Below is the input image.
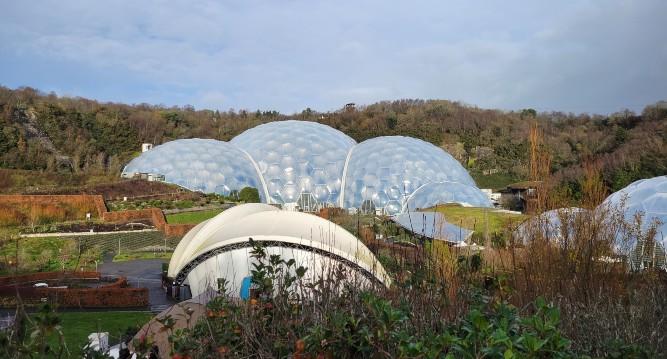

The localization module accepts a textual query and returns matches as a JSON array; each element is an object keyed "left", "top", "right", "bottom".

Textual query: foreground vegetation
[
  {"left": 20, "top": 309, "right": 152, "bottom": 355},
  {"left": 5, "top": 196, "right": 665, "bottom": 359},
  {"left": 136, "top": 233, "right": 666, "bottom": 358}
]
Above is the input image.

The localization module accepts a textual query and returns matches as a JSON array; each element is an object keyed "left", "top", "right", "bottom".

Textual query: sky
[{"left": 1, "top": 0, "right": 665, "bottom": 115}]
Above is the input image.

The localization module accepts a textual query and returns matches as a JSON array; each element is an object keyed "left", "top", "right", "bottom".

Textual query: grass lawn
[
  {"left": 24, "top": 310, "right": 153, "bottom": 353},
  {"left": 470, "top": 171, "right": 520, "bottom": 191},
  {"left": 113, "top": 252, "right": 172, "bottom": 262},
  {"left": 165, "top": 209, "right": 224, "bottom": 224},
  {"left": 424, "top": 204, "right": 527, "bottom": 234}
]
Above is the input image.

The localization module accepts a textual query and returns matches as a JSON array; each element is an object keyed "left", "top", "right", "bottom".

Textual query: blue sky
[{"left": 1, "top": 0, "right": 665, "bottom": 115}]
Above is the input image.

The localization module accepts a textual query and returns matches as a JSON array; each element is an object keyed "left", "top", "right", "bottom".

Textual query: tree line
[{"left": 1, "top": 85, "right": 666, "bottom": 198}]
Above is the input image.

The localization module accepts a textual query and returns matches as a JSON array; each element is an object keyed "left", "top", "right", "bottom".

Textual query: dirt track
[{"left": 29, "top": 179, "right": 204, "bottom": 202}]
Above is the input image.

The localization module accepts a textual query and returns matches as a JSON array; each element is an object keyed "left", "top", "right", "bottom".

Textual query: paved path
[
  {"left": 97, "top": 255, "right": 177, "bottom": 308},
  {"left": 0, "top": 257, "right": 178, "bottom": 318}
]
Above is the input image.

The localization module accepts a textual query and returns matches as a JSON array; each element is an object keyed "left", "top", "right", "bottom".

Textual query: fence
[{"left": 59, "top": 231, "right": 181, "bottom": 254}]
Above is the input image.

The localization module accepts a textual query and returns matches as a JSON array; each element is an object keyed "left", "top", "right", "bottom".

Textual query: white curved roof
[{"left": 169, "top": 204, "right": 390, "bottom": 296}]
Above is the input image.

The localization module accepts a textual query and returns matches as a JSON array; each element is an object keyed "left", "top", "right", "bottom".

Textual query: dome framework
[{"left": 122, "top": 120, "right": 492, "bottom": 214}]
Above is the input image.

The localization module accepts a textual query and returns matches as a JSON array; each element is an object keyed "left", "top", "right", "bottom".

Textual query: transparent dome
[
  {"left": 230, "top": 120, "right": 356, "bottom": 208},
  {"left": 602, "top": 176, "right": 667, "bottom": 255},
  {"left": 121, "top": 138, "right": 264, "bottom": 199},
  {"left": 341, "top": 136, "right": 476, "bottom": 214},
  {"left": 404, "top": 181, "right": 493, "bottom": 212},
  {"left": 514, "top": 207, "right": 588, "bottom": 246}
]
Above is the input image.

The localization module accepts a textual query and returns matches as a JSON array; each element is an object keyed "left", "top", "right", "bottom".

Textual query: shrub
[{"left": 238, "top": 187, "right": 260, "bottom": 203}]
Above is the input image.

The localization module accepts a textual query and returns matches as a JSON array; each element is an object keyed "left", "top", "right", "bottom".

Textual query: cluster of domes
[{"left": 123, "top": 120, "right": 493, "bottom": 214}]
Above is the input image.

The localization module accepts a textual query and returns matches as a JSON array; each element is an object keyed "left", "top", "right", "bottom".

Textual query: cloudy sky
[{"left": 1, "top": 0, "right": 665, "bottom": 115}]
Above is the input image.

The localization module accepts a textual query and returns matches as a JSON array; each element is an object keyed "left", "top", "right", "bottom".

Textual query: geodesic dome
[
  {"left": 121, "top": 139, "right": 264, "bottom": 199},
  {"left": 404, "top": 181, "right": 493, "bottom": 212},
  {"left": 514, "top": 207, "right": 588, "bottom": 246},
  {"left": 602, "top": 176, "right": 667, "bottom": 269},
  {"left": 121, "top": 121, "right": 491, "bottom": 215},
  {"left": 168, "top": 203, "right": 391, "bottom": 297},
  {"left": 341, "top": 136, "right": 477, "bottom": 214},
  {"left": 393, "top": 211, "right": 474, "bottom": 243},
  {"left": 230, "top": 120, "right": 356, "bottom": 209}
]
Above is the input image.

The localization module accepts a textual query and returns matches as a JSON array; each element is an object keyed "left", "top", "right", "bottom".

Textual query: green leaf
[{"left": 504, "top": 348, "right": 514, "bottom": 359}]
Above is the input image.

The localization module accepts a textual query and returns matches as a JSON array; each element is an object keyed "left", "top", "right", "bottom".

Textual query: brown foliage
[
  {"left": 103, "top": 207, "right": 166, "bottom": 230},
  {"left": 0, "top": 274, "right": 149, "bottom": 308},
  {"left": 164, "top": 224, "right": 196, "bottom": 237},
  {"left": 0, "top": 195, "right": 106, "bottom": 226}
]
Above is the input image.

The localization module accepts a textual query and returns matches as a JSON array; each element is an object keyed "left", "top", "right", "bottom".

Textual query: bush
[
  {"left": 238, "top": 187, "right": 260, "bottom": 203},
  {"left": 143, "top": 241, "right": 584, "bottom": 358}
]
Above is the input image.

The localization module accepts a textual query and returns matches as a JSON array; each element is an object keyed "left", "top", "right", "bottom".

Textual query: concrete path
[{"left": 96, "top": 256, "right": 178, "bottom": 309}]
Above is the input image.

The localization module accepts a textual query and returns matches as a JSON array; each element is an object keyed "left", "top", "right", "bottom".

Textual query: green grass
[
  {"left": 165, "top": 208, "right": 224, "bottom": 224},
  {"left": 0, "top": 236, "right": 96, "bottom": 275},
  {"left": 470, "top": 171, "right": 521, "bottom": 191},
  {"left": 113, "top": 252, "right": 172, "bottom": 262},
  {"left": 24, "top": 310, "right": 153, "bottom": 352},
  {"left": 424, "top": 204, "right": 526, "bottom": 234}
]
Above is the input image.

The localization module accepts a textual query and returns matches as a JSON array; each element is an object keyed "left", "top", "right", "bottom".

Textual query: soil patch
[
  {"left": 53, "top": 219, "right": 155, "bottom": 233},
  {"left": 27, "top": 179, "right": 204, "bottom": 202}
]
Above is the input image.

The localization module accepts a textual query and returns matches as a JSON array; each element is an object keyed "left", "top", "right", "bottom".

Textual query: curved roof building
[
  {"left": 514, "top": 207, "right": 588, "bottom": 246},
  {"left": 601, "top": 176, "right": 667, "bottom": 269},
  {"left": 230, "top": 120, "right": 356, "bottom": 208},
  {"left": 122, "top": 120, "right": 492, "bottom": 214},
  {"left": 404, "top": 181, "right": 493, "bottom": 212},
  {"left": 168, "top": 203, "right": 391, "bottom": 297},
  {"left": 341, "top": 136, "right": 477, "bottom": 214},
  {"left": 121, "top": 138, "right": 264, "bottom": 200}
]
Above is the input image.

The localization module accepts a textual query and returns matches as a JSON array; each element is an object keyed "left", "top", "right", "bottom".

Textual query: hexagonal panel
[
  {"left": 122, "top": 138, "right": 264, "bottom": 199},
  {"left": 602, "top": 176, "right": 667, "bottom": 258},
  {"left": 341, "top": 136, "right": 476, "bottom": 214},
  {"left": 231, "top": 120, "right": 356, "bottom": 206}
]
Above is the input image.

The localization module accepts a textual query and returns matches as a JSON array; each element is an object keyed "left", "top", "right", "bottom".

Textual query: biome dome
[
  {"left": 121, "top": 138, "right": 264, "bottom": 199},
  {"left": 341, "top": 136, "right": 482, "bottom": 214},
  {"left": 514, "top": 207, "right": 588, "bottom": 246},
  {"left": 404, "top": 181, "right": 493, "bottom": 212},
  {"left": 122, "top": 120, "right": 491, "bottom": 214},
  {"left": 230, "top": 120, "right": 356, "bottom": 208},
  {"left": 601, "top": 176, "right": 667, "bottom": 269}
]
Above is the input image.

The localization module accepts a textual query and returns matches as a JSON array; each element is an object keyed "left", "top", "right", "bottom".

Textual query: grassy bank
[{"left": 165, "top": 208, "right": 224, "bottom": 224}]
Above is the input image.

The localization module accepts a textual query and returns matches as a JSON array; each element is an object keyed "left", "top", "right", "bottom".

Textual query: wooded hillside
[{"left": 1, "top": 85, "right": 666, "bottom": 200}]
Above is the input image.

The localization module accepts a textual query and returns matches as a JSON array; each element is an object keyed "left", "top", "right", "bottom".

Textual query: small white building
[
  {"left": 141, "top": 143, "right": 153, "bottom": 152},
  {"left": 86, "top": 332, "right": 109, "bottom": 352}
]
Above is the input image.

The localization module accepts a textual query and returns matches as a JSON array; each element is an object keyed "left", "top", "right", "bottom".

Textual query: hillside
[{"left": 1, "top": 85, "right": 666, "bottom": 199}]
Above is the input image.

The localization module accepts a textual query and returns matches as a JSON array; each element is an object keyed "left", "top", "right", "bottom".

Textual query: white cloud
[{"left": 0, "top": 0, "right": 665, "bottom": 114}]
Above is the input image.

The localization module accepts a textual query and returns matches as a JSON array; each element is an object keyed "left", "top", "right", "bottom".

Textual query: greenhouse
[
  {"left": 121, "top": 138, "right": 264, "bottom": 200},
  {"left": 601, "top": 176, "right": 667, "bottom": 270},
  {"left": 514, "top": 207, "right": 588, "bottom": 246},
  {"left": 122, "top": 120, "right": 492, "bottom": 215}
]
